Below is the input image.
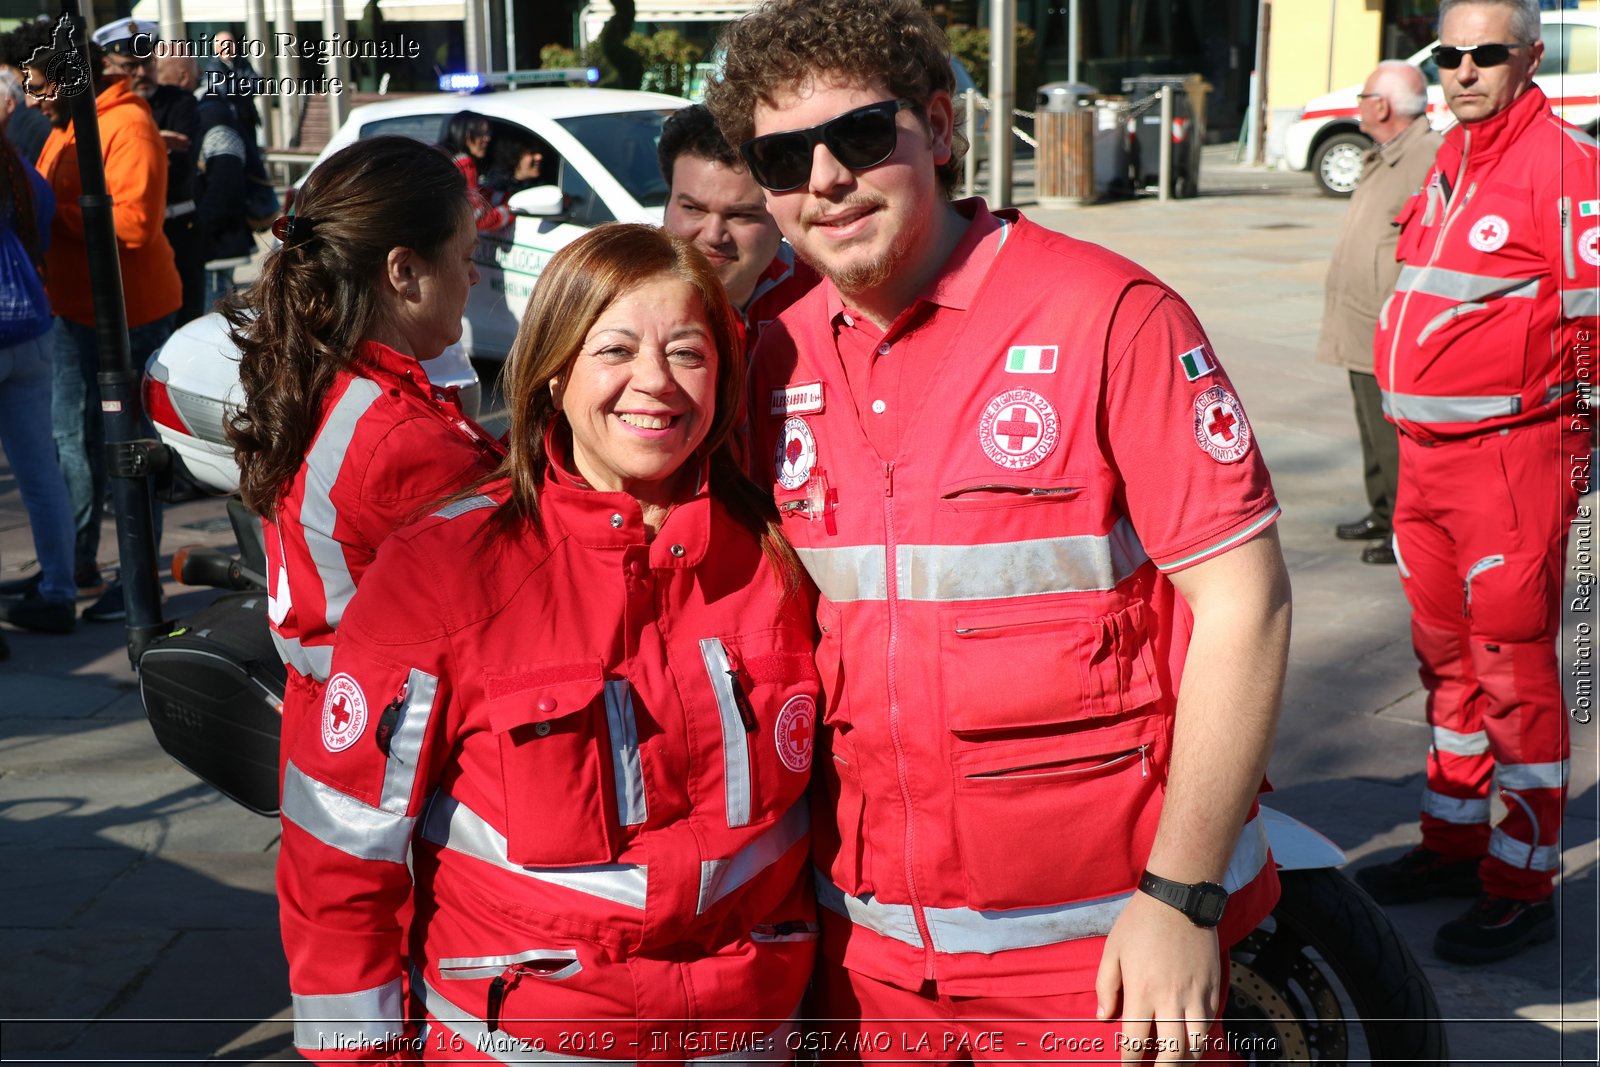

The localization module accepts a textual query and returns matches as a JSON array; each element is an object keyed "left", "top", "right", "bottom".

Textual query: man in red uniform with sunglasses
[
  {"left": 709, "top": 0, "right": 1291, "bottom": 1058},
  {"left": 1357, "top": 0, "right": 1597, "bottom": 964}
]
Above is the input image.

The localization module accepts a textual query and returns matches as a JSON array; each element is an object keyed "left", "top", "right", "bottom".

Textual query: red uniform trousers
[{"left": 1394, "top": 419, "right": 1582, "bottom": 900}]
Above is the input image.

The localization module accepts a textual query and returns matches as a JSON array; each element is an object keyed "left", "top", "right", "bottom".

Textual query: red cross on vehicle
[
  {"left": 996, "top": 406, "right": 1040, "bottom": 450},
  {"left": 1207, "top": 405, "right": 1237, "bottom": 443}
]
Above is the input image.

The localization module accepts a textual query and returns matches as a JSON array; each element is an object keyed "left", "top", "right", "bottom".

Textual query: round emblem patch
[
  {"left": 1467, "top": 214, "right": 1510, "bottom": 253},
  {"left": 321, "top": 673, "right": 368, "bottom": 752},
  {"left": 1580, "top": 225, "right": 1600, "bottom": 268},
  {"left": 774, "top": 694, "right": 816, "bottom": 773},
  {"left": 775, "top": 416, "right": 816, "bottom": 491},
  {"left": 978, "top": 388, "right": 1060, "bottom": 471},
  {"left": 1193, "top": 385, "right": 1253, "bottom": 464}
]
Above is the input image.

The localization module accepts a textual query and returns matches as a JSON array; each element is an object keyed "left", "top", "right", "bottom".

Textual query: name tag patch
[{"left": 770, "top": 381, "right": 824, "bottom": 416}]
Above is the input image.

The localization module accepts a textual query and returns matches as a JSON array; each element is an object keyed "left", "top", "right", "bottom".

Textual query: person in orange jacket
[{"left": 27, "top": 16, "right": 181, "bottom": 622}]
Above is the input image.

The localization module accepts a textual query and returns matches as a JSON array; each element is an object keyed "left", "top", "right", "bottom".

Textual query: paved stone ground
[{"left": 1, "top": 143, "right": 1595, "bottom": 1063}]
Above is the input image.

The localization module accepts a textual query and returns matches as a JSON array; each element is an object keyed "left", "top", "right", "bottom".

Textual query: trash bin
[
  {"left": 1035, "top": 81, "right": 1098, "bottom": 208},
  {"left": 1120, "top": 74, "right": 1209, "bottom": 198},
  {"left": 1092, "top": 96, "right": 1133, "bottom": 198}
]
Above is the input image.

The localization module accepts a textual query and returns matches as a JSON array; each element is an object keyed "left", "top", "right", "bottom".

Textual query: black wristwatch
[{"left": 1137, "top": 870, "right": 1229, "bottom": 928}]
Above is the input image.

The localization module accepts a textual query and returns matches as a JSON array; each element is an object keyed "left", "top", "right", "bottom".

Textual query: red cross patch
[
  {"left": 1580, "top": 225, "right": 1600, "bottom": 268},
  {"left": 978, "top": 388, "right": 1060, "bottom": 470},
  {"left": 1193, "top": 385, "right": 1253, "bottom": 464},
  {"left": 1467, "top": 214, "right": 1509, "bottom": 253},
  {"left": 774, "top": 416, "right": 817, "bottom": 490},
  {"left": 321, "top": 673, "right": 368, "bottom": 752},
  {"left": 774, "top": 694, "right": 816, "bottom": 773}
]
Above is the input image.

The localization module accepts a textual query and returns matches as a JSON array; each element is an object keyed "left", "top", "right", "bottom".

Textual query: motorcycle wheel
[{"left": 1223, "top": 868, "right": 1449, "bottom": 1065}]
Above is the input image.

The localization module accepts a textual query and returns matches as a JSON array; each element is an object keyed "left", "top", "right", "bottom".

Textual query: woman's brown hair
[
  {"left": 223, "top": 136, "right": 471, "bottom": 518},
  {"left": 481, "top": 222, "right": 801, "bottom": 594}
]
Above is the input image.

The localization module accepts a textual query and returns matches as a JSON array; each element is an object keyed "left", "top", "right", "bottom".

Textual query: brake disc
[{"left": 1226, "top": 957, "right": 1314, "bottom": 1062}]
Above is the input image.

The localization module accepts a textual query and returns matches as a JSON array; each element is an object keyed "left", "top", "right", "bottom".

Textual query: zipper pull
[
  {"left": 727, "top": 669, "right": 758, "bottom": 733},
  {"left": 486, "top": 973, "right": 510, "bottom": 1034},
  {"left": 373, "top": 678, "right": 410, "bottom": 757},
  {"left": 883, "top": 461, "right": 894, "bottom": 498},
  {"left": 1139, "top": 744, "right": 1148, "bottom": 780}
]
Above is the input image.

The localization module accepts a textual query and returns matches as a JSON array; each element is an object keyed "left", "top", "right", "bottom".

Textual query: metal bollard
[
  {"left": 964, "top": 89, "right": 978, "bottom": 198},
  {"left": 1158, "top": 85, "right": 1173, "bottom": 204}
]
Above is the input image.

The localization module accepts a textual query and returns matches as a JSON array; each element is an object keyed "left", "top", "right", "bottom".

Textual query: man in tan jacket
[{"left": 1315, "top": 61, "right": 1441, "bottom": 565}]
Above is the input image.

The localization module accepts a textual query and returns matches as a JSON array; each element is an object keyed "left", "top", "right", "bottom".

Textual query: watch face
[{"left": 1193, "top": 886, "right": 1228, "bottom": 927}]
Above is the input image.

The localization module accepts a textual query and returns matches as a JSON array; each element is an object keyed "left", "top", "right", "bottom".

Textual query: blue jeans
[
  {"left": 52, "top": 315, "right": 174, "bottom": 576},
  {"left": 0, "top": 331, "right": 74, "bottom": 602}
]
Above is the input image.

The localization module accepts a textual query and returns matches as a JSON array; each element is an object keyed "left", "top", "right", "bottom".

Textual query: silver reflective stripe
[
  {"left": 1415, "top": 301, "right": 1486, "bottom": 346},
  {"left": 796, "top": 544, "right": 888, "bottom": 603},
  {"left": 437, "top": 948, "right": 580, "bottom": 981},
  {"left": 292, "top": 978, "right": 405, "bottom": 1051},
  {"left": 418, "top": 793, "right": 648, "bottom": 909},
  {"left": 1489, "top": 827, "right": 1560, "bottom": 871},
  {"left": 819, "top": 814, "right": 1269, "bottom": 955},
  {"left": 301, "top": 378, "right": 382, "bottom": 628},
  {"left": 697, "top": 800, "right": 809, "bottom": 914},
  {"left": 1421, "top": 788, "right": 1490, "bottom": 824},
  {"left": 380, "top": 669, "right": 439, "bottom": 814},
  {"left": 1395, "top": 265, "right": 1540, "bottom": 303},
  {"left": 1160, "top": 506, "right": 1280, "bottom": 571},
  {"left": 1561, "top": 197, "right": 1576, "bottom": 281},
  {"left": 271, "top": 629, "right": 333, "bottom": 682},
  {"left": 1432, "top": 726, "right": 1490, "bottom": 757},
  {"left": 1564, "top": 289, "right": 1599, "bottom": 318},
  {"left": 813, "top": 871, "right": 924, "bottom": 948},
  {"left": 1392, "top": 533, "right": 1410, "bottom": 579},
  {"left": 433, "top": 494, "right": 497, "bottom": 520},
  {"left": 281, "top": 759, "right": 415, "bottom": 863},
  {"left": 898, "top": 517, "right": 1150, "bottom": 601},
  {"left": 1545, "top": 381, "right": 1579, "bottom": 406},
  {"left": 604, "top": 681, "right": 648, "bottom": 827},
  {"left": 1378, "top": 291, "right": 1394, "bottom": 331},
  {"left": 699, "top": 638, "right": 752, "bottom": 828},
  {"left": 1498, "top": 760, "right": 1570, "bottom": 790},
  {"left": 1382, "top": 390, "right": 1521, "bottom": 424},
  {"left": 1562, "top": 124, "right": 1599, "bottom": 149},
  {"left": 1464, "top": 554, "right": 1505, "bottom": 608}
]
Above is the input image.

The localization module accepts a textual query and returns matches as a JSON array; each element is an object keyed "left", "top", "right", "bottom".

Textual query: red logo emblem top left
[
  {"left": 774, "top": 694, "right": 816, "bottom": 773},
  {"left": 322, "top": 673, "right": 368, "bottom": 752}
]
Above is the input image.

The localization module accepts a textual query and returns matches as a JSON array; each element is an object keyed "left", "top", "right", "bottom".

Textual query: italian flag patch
[
  {"left": 1581, "top": 200, "right": 1600, "bottom": 217},
  {"left": 1178, "top": 344, "right": 1217, "bottom": 382},
  {"left": 1005, "top": 345, "right": 1058, "bottom": 373}
]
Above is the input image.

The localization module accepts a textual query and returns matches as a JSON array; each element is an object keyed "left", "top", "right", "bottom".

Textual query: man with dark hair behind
[
  {"left": 709, "top": 0, "right": 1291, "bottom": 1056},
  {"left": 658, "top": 103, "right": 815, "bottom": 351}
]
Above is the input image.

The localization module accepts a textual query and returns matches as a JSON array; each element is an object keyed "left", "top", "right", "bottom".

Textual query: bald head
[
  {"left": 155, "top": 41, "right": 198, "bottom": 91},
  {"left": 1357, "top": 61, "right": 1428, "bottom": 144}
]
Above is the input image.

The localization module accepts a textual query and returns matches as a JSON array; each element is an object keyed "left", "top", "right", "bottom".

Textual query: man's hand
[
  {"left": 1095, "top": 891, "right": 1221, "bottom": 1064},
  {"left": 158, "top": 129, "right": 191, "bottom": 154}
]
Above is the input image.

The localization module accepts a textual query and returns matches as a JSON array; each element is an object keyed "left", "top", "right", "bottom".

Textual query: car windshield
[{"left": 556, "top": 110, "right": 675, "bottom": 209}]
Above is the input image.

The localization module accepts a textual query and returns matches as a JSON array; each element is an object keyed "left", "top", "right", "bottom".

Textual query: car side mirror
[{"left": 506, "top": 184, "right": 566, "bottom": 218}]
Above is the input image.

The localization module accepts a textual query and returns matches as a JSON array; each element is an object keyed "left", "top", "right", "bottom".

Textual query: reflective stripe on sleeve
[
  {"left": 818, "top": 813, "right": 1269, "bottom": 955},
  {"left": 300, "top": 378, "right": 383, "bottom": 629},
  {"left": 418, "top": 793, "right": 648, "bottom": 909},
  {"left": 1563, "top": 289, "right": 1599, "bottom": 318},
  {"left": 1432, "top": 726, "right": 1491, "bottom": 757},
  {"left": 1489, "top": 827, "right": 1561, "bottom": 871},
  {"left": 271, "top": 629, "right": 333, "bottom": 682},
  {"left": 697, "top": 800, "right": 809, "bottom": 914},
  {"left": 281, "top": 759, "right": 416, "bottom": 863},
  {"left": 1394, "top": 266, "right": 1539, "bottom": 303},
  {"left": 699, "top": 638, "right": 752, "bottom": 828},
  {"left": 292, "top": 978, "right": 406, "bottom": 1051},
  {"left": 1497, "top": 760, "right": 1570, "bottom": 791},
  {"left": 379, "top": 669, "right": 439, "bottom": 814},
  {"left": 1421, "top": 788, "right": 1491, "bottom": 825},
  {"left": 432, "top": 494, "right": 498, "bottom": 520},
  {"left": 603, "top": 680, "right": 648, "bottom": 827}
]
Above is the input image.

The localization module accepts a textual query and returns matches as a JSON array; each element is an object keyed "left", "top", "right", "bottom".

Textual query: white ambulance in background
[{"left": 1284, "top": 10, "right": 1598, "bottom": 196}]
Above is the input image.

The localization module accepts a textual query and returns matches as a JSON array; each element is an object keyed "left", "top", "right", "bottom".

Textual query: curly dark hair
[
  {"left": 223, "top": 136, "right": 472, "bottom": 518},
  {"left": 705, "top": 0, "right": 963, "bottom": 197},
  {"left": 657, "top": 104, "right": 741, "bottom": 189}
]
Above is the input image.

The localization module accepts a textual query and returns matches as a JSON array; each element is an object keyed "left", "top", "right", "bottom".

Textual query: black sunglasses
[
  {"left": 739, "top": 98, "right": 917, "bottom": 192},
  {"left": 1432, "top": 42, "right": 1527, "bottom": 69}
]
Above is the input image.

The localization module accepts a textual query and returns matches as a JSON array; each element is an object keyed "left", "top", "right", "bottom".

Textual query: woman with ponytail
[{"left": 223, "top": 135, "right": 503, "bottom": 768}]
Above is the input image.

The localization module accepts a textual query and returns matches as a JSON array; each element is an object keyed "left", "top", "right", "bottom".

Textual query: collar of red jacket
[
  {"left": 1441, "top": 83, "right": 1550, "bottom": 172},
  {"left": 352, "top": 339, "right": 446, "bottom": 399}
]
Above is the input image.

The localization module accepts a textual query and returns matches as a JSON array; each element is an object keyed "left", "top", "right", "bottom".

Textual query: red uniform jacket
[
  {"left": 278, "top": 464, "right": 818, "bottom": 1063},
  {"left": 749, "top": 209, "right": 1281, "bottom": 997},
  {"left": 1377, "top": 86, "right": 1600, "bottom": 441},
  {"left": 740, "top": 243, "right": 818, "bottom": 353}
]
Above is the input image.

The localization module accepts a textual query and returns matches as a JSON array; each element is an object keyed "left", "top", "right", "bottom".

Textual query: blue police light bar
[{"left": 439, "top": 68, "right": 599, "bottom": 92}]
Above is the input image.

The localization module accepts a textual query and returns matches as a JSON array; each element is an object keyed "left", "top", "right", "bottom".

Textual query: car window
[
  {"left": 558, "top": 159, "right": 615, "bottom": 227},
  {"left": 1559, "top": 25, "right": 1597, "bottom": 76},
  {"left": 555, "top": 110, "right": 675, "bottom": 209},
  {"left": 358, "top": 113, "right": 448, "bottom": 144}
]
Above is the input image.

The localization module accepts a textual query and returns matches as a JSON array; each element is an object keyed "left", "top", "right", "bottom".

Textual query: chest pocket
[
  {"left": 485, "top": 662, "right": 623, "bottom": 867},
  {"left": 698, "top": 630, "right": 820, "bottom": 829}
]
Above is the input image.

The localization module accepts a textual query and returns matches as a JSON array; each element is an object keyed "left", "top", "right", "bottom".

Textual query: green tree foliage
[
  {"left": 626, "top": 30, "right": 703, "bottom": 98},
  {"left": 945, "top": 22, "right": 1040, "bottom": 104}
]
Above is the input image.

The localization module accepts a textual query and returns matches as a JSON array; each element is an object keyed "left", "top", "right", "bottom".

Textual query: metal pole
[
  {"left": 274, "top": 0, "right": 296, "bottom": 148},
  {"left": 964, "top": 87, "right": 977, "bottom": 198},
  {"left": 1067, "top": 0, "right": 1079, "bottom": 85},
  {"left": 245, "top": 0, "right": 270, "bottom": 144},
  {"left": 158, "top": 0, "right": 183, "bottom": 48},
  {"left": 988, "top": 0, "right": 1014, "bottom": 209},
  {"left": 323, "top": 0, "right": 347, "bottom": 137},
  {"left": 464, "top": 0, "right": 486, "bottom": 72},
  {"left": 506, "top": 0, "right": 518, "bottom": 73},
  {"left": 1158, "top": 84, "right": 1172, "bottom": 202},
  {"left": 61, "top": 3, "right": 166, "bottom": 662},
  {"left": 1252, "top": 0, "right": 1270, "bottom": 166}
]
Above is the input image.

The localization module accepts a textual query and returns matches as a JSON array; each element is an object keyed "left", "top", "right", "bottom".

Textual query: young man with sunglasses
[
  {"left": 708, "top": 0, "right": 1291, "bottom": 1058},
  {"left": 1358, "top": 0, "right": 1598, "bottom": 964},
  {"left": 659, "top": 104, "right": 817, "bottom": 352}
]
